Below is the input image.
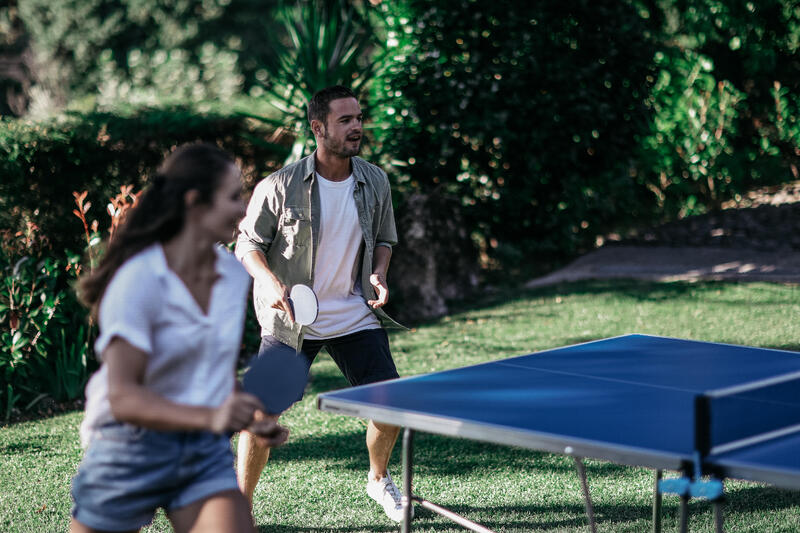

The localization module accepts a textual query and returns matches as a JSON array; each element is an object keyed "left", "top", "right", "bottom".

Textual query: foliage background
[
  {"left": 1, "top": 0, "right": 799, "bottom": 418},
  {"left": 368, "top": 0, "right": 660, "bottom": 267},
  {"left": 367, "top": 0, "right": 800, "bottom": 268}
]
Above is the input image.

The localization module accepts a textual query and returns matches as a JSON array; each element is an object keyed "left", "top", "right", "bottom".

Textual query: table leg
[
  {"left": 679, "top": 494, "right": 689, "bottom": 533},
  {"left": 574, "top": 457, "right": 597, "bottom": 533},
  {"left": 402, "top": 428, "right": 415, "bottom": 533},
  {"left": 653, "top": 469, "right": 663, "bottom": 533},
  {"left": 713, "top": 501, "right": 724, "bottom": 533}
]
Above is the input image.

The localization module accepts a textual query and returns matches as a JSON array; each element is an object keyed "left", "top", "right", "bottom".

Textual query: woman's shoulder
[
  {"left": 115, "top": 244, "right": 164, "bottom": 281},
  {"left": 98, "top": 244, "right": 165, "bottom": 322},
  {"left": 105, "top": 244, "right": 165, "bottom": 298}
]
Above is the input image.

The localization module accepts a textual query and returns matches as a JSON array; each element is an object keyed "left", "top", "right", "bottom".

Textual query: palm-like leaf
[{"left": 244, "top": 0, "right": 386, "bottom": 163}]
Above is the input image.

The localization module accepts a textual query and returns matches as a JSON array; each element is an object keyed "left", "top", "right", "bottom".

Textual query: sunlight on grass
[{"left": 2, "top": 280, "right": 799, "bottom": 532}]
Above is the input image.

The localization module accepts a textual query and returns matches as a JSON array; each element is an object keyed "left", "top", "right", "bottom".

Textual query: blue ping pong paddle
[{"left": 241, "top": 349, "right": 309, "bottom": 415}]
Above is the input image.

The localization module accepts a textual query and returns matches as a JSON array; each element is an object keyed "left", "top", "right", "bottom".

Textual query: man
[{"left": 234, "top": 85, "right": 409, "bottom": 522}]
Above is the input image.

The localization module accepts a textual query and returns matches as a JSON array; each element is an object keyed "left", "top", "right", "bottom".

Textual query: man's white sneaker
[{"left": 366, "top": 471, "right": 413, "bottom": 522}]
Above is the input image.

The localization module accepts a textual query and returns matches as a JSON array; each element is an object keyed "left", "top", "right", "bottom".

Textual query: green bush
[
  {"left": 369, "top": 0, "right": 660, "bottom": 264},
  {"left": 0, "top": 106, "right": 289, "bottom": 254},
  {"left": 243, "top": 0, "right": 386, "bottom": 164},
  {"left": 0, "top": 229, "right": 91, "bottom": 420},
  {"left": 369, "top": 0, "right": 800, "bottom": 270},
  {"left": 634, "top": 0, "right": 800, "bottom": 218},
  {"left": 95, "top": 45, "right": 244, "bottom": 108},
  {"left": 635, "top": 48, "right": 766, "bottom": 218},
  {"left": 10, "top": 0, "right": 283, "bottom": 113},
  {"left": 0, "top": 106, "right": 288, "bottom": 419}
]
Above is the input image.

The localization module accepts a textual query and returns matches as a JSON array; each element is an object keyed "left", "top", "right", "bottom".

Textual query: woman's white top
[
  {"left": 79, "top": 243, "right": 251, "bottom": 447},
  {"left": 304, "top": 173, "right": 380, "bottom": 340}
]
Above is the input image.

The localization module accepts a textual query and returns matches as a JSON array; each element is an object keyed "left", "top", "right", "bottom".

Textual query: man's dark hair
[{"left": 307, "top": 85, "right": 357, "bottom": 125}]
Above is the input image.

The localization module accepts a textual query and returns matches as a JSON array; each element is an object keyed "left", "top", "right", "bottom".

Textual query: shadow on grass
[
  {"left": 266, "top": 496, "right": 763, "bottom": 533},
  {"left": 254, "top": 474, "right": 800, "bottom": 533},
  {"left": 273, "top": 428, "right": 800, "bottom": 528},
  {"left": 766, "top": 344, "right": 800, "bottom": 353},
  {"left": 0, "top": 437, "right": 48, "bottom": 455},
  {"left": 409, "top": 500, "right": 648, "bottom": 531},
  {"left": 254, "top": 502, "right": 618, "bottom": 532},
  {"left": 722, "top": 484, "right": 800, "bottom": 513},
  {"left": 257, "top": 525, "right": 397, "bottom": 532},
  {"left": 253, "top": 484, "right": 800, "bottom": 532},
  {"left": 275, "top": 429, "right": 646, "bottom": 480}
]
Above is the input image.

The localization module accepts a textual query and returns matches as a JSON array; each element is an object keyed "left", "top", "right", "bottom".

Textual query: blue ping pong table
[{"left": 317, "top": 334, "right": 800, "bottom": 532}]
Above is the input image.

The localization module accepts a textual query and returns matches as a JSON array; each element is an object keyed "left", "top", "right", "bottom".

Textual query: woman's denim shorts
[{"left": 70, "top": 423, "right": 239, "bottom": 531}]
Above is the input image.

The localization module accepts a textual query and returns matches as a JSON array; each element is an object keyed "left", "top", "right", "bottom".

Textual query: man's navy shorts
[{"left": 258, "top": 328, "right": 399, "bottom": 398}]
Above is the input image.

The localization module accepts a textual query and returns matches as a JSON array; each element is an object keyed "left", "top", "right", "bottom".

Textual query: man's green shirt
[{"left": 235, "top": 152, "right": 403, "bottom": 349}]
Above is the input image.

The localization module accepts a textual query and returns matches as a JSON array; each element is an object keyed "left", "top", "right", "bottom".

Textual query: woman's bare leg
[{"left": 168, "top": 489, "right": 256, "bottom": 533}]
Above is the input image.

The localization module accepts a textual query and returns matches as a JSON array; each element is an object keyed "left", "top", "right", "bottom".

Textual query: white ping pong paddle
[{"left": 289, "top": 284, "right": 318, "bottom": 325}]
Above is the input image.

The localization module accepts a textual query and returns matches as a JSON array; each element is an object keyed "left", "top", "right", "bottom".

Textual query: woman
[{"left": 71, "top": 143, "right": 286, "bottom": 533}]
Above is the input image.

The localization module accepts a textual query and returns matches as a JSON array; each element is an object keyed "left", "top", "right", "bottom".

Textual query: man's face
[{"left": 317, "top": 97, "right": 363, "bottom": 158}]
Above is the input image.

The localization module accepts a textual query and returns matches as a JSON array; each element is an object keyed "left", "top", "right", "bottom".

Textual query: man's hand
[
  {"left": 242, "top": 250, "right": 295, "bottom": 322},
  {"left": 368, "top": 273, "right": 389, "bottom": 309},
  {"left": 260, "top": 275, "right": 295, "bottom": 322}
]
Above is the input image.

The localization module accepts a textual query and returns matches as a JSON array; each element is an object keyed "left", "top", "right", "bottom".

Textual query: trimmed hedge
[{"left": 1, "top": 106, "right": 289, "bottom": 253}]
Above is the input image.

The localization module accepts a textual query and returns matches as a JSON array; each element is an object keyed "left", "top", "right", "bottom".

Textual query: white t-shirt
[
  {"left": 79, "top": 243, "right": 251, "bottom": 447},
  {"left": 304, "top": 173, "right": 380, "bottom": 339}
]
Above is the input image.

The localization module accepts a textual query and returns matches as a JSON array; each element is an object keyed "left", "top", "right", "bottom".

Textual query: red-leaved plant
[{"left": 71, "top": 185, "right": 140, "bottom": 273}]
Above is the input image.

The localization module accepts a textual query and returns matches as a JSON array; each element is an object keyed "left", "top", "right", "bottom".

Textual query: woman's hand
[
  {"left": 247, "top": 416, "right": 290, "bottom": 447},
  {"left": 208, "top": 391, "right": 265, "bottom": 434},
  {"left": 243, "top": 409, "right": 289, "bottom": 447}
]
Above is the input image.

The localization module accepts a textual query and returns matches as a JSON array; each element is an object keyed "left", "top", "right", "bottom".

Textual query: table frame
[{"left": 317, "top": 335, "right": 800, "bottom": 531}]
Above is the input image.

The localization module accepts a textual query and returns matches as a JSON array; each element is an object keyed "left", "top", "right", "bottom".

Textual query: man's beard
[{"left": 322, "top": 131, "right": 361, "bottom": 158}]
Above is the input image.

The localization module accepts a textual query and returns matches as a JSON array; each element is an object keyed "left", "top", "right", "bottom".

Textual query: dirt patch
[
  {"left": 527, "top": 245, "right": 800, "bottom": 287},
  {"left": 527, "top": 181, "right": 800, "bottom": 288}
]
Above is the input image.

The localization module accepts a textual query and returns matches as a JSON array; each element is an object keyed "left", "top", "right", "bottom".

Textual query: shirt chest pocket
[{"left": 279, "top": 206, "right": 310, "bottom": 253}]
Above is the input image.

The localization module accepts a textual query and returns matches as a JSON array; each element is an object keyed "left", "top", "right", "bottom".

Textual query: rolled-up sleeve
[
  {"left": 235, "top": 177, "right": 280, "bottom": 261},
  {"left": 94, "top": 261, "right": 158, "bottom": 359}
]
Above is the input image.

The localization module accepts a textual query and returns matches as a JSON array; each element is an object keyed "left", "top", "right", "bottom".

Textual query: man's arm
[
  {"left": 235, "top": 176, "right": 280, "bottom": 263},
  {"left": 240, "top": 249, "right": 295, "bottom": 322},
  {"left": 368, "top": 245, "right": 392, "bottom": 309},
  {"left": 235, "top": 175, "right": 297, "bottom": 320}
]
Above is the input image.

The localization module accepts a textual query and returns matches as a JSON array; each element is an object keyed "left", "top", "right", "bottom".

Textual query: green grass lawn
[{"left": 3, "top": 280, "right": 800, "bottom": 532}]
